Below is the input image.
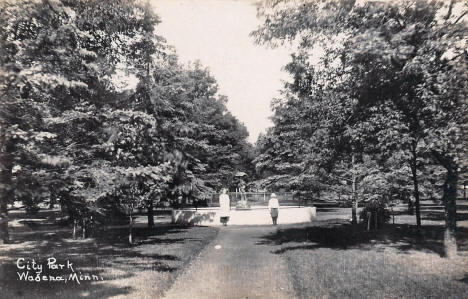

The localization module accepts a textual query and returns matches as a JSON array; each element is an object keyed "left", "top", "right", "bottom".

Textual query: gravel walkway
[{"left": 164, "top": 225, "right": 297, "bottom": 299}]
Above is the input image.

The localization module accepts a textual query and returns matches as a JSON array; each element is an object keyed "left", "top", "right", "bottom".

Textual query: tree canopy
[
  {"left": 0, "top": 0, "right": 252, "bottom": 243},
  {"left": 252, "top": 0, "right": 467, "bottom": 256}
]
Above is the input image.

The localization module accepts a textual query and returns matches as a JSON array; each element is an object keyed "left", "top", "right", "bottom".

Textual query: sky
[{"left": 150, "top": 0, "right": 291, "bottom": 143}]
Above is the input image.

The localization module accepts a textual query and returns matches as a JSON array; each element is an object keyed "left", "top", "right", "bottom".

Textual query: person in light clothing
[
  {"left": 219, "top": 188, "right": 230, "bottom": 226},
  {"left": 268, "top": 193, "right": 280, "bottom": 225}
]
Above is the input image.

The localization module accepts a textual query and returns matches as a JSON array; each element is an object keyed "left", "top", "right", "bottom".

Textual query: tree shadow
[
  {"left": 315, "top": 207, "right": 341, "bottom": 212},
  {"left": 422, "top": 211, "right": 468, "bottom": 221},
  {"left": 0, "top": 261, "right": 133, "bottom": 299},
  {"left": 256, "top": 219, "right": 468, "bottom": 257},
  {"left": 459, "top": 274, "right": 468, "bottom": 285},
  {"left": 6, "top": 223, "right": 190, "bottom": 247},
  {"left": 172, "top": 210, "right": 217, "bottom": 225},
  {"left": 0, "top": 222, "right": 205, "bottom": 298}
]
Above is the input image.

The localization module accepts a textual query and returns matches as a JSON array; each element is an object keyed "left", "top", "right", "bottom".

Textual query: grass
[
  {"left": 282, "top": 244, "right": 467, "bottom": 299},
  {"left": 2, "top": 201, "right": 467, "bottom": 298},
  {"left": 0, "top": 210, "right": 219, "bottom": 299},
  {"left": 257, "top": 202, "right": 468, "bottom": 299}
]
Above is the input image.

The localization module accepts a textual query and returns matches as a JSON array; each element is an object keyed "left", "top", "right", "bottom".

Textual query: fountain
[
  {"left": 171, "top": 171, "right": 316, "bottom": 226},
  {"left": 235, "top": 181, "right": 251, "bottom": 210}
]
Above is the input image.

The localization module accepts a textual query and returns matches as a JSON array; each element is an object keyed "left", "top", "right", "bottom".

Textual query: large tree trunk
[
  {"left": 432, "top": 151, "right": 458, "bottom": 258},
  {"left": 0, "top": 200, "right": 9, "bottom": 244},
  {"left": 442, "top": 162, "right": 458, "bottom": 258},
  {"left": 410, "top": 159, "right": 422, "bottom": 229},
  {"left": 351, "top": 153, "right": 358, "bottom": 226},
  {"left": 0, "top": 139, "right": 12, "bottom": 244},
  {"left": 147, "top": 200, "right": 154, "bottom": 229},
  {"left": 0, "top": 152, "right": 12, "bottom": 244}
]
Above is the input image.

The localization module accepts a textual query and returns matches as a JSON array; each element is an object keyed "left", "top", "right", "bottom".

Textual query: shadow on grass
[
  {"left": 256, "top": 219, "right": 468, "bottom": 257},
  {"left": 172, "top": 210, "right": 217, "bottom": 226},
  {"left": 3, "top": 225, "right": 187, "bottom": 265},
  {"left": 0, "top": 261, "right": 134, "bottom": 299},
  {"left": 315, "top": 207, "right": 341, "bottom": 213},
  {"left": 422, "top": 212, "right": 468, "bottom": 221},
  {"left": 0, "top": 223, "right": 204, "bottom": 298}
]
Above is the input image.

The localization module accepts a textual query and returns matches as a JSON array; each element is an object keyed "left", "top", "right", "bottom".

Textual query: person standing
[
  {"left": 219, "top": 188, "right": 230, "bottom": 226},
  {"left": 268, "top": 193, "right": 280, "bottom": 225}
]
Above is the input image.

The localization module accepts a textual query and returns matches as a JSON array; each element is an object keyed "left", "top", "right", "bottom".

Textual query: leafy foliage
[
  {"left": 0, "top": 0, "right": 251, "bottom": 242},
  {"left": 252, "top": 0, "right": 467, "bottom": 244}
]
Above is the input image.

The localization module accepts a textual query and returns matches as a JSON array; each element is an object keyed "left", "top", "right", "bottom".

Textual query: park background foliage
[
  {"left": 251, "top": 0, "right": 467, "bottom": 257},
  {"left": 0, "top": 0, "right": 253, "bottom": 244}
]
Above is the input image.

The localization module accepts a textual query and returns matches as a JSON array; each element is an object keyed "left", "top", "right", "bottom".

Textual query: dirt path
[{"left": 164, "top": 225, "right": 297, "bottom": 299}]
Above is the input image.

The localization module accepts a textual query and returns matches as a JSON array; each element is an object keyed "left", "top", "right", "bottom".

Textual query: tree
[
  {"left": 0, "top": 0, "right": 172, "bottom": 241},
  {"left": 0, "top": 0, "right": 268, "bottom": 244},
  {"left": 150, "top": 61, "right": 252, "bottom": 199},
  {"left": 0, "top": 0, "right": 105, "bottom": 243},
  {"left": 252, "top": 0, "right": 467, "bottom": 256},
  {"left": 114, "top": 166, "right": 171, "bottom": 244}
]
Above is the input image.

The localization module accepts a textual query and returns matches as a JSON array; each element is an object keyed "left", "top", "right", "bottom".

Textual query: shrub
[{"left": 359, "top": 200, "right": 391, "bottom": 230}]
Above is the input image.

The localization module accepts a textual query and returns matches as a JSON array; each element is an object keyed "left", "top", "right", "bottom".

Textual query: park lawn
[
  {"left": 0, "top": 216, "right": 219, "bottom": 299},
  {"left": 269, "top": 220, "right": 468, "bottom": 299}
]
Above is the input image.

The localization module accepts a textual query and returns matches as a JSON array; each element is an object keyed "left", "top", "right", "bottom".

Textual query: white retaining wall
[{"left": 172, "top": 206, "right": 316, "bottom": 226}]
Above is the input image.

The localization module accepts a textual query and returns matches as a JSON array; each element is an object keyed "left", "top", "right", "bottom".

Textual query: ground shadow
[
  {"left": 172, "top": 210, "right": 217, "bottom": 225},
  {"left": 422, "top": 212, "right": 468, "bottom": 221},
  {"left": 0, "top": 259, "right": 134, "bottom": 299},
  {"left": 256, "top": 219, "right": 468, "bottom": 257},
  {"left": 0, "top": 221, "right": 205, "bottom": 298},
  {"left": 460, "top": 274, "right": 468, "bottom": 284},
  {"left": 315, "top": 207, "right": 341, "bottom": 213}
]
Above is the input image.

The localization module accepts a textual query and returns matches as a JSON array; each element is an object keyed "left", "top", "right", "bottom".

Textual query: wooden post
[
  {"left": 367, "top": 212, "right": 371, "bottom": 231},
  {"left": 82, "top": 218, "right": 86, "bottom": 239},
  {"left": 129, "top": 213, "right": 133, "bottom": 245},
  {"left": 90, "top": 215, "right": 94, "bottom": 236},
  {"left": 73, "top": 219, "right": 77, "bottom": 239},
  {"left": 410, "top": 156, "right": 422, "bottom": 229},
  {"left": 147, "top": 200, "right": 154, "bottom": 229},
  {"left": 464, "top": 182, "right": 466, "bottom": 201},
  {"left": 128, "top": 202, "right": 134, "bottom": 245},
  {"left": 392, "top": 206, "right": 395, "bottom": 224},
  {"left": 374, "top": 210, "right": 378, "bottom": 229}
]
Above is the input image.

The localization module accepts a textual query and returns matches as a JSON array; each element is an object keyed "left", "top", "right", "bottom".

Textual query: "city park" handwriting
[{"left": 16, "top": 257, "right": 103, "bottom": 284}]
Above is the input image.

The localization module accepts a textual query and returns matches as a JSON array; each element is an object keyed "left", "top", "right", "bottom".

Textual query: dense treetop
[{"left": 0, "top": 0, "right": 253, "bottom": 243}]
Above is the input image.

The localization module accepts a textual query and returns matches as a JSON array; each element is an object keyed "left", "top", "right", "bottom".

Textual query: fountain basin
[{"left": 172, "top": 206, "right": 316, "bottom": 226}]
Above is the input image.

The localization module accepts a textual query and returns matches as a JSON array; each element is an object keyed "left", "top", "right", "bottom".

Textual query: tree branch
[
  {"left": 445, "top": 0, "right": 455, "bottom": 21},
  {"left": 454, "top": 10, "right": 468, "bottom": 25}
]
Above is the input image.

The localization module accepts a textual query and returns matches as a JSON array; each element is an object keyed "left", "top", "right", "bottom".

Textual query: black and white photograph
[{"left": 0, "top": 0, "right": 467, "bottom": 298}]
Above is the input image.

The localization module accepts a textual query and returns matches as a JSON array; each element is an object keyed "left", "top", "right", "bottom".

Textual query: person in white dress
[
  {"left": 268, "top": 193, "right": 280, "bottom": 225},
  {"left": 219, "top": 188, "right": 230, "bottom": 226}
]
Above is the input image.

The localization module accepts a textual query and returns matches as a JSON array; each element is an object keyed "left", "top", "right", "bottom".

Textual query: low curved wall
[{"left": 172, "top": 206, "right": 316, "bottom": 226}]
